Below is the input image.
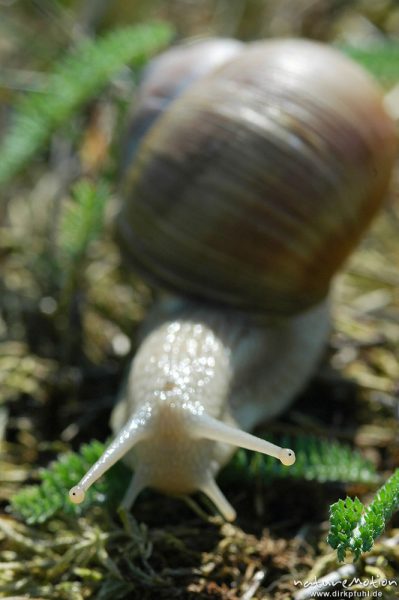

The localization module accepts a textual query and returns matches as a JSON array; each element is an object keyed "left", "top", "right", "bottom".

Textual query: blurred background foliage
[
  {"left": 3, "top": 0, "right": 399, "bottom": 45},
  {"left": 0, "top": 1, "right": 399, "bottom": 599}
]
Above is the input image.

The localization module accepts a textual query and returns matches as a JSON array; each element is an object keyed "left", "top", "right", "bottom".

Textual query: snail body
[{"left": 69, "top": 38, "right": 396, "bottom": 520}]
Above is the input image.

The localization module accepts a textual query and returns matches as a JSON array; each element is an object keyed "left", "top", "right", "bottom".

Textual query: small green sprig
[
  {"left": 54, "top": 179, "right": 109, "bottom": 357},
  {"left": 0, "top": 22, "right": 173, "bottom": 186},
  {"left": 341, "top": 44, "right": 399, "bottom": 87},
  {"left": 328, "top": 469, "right": 399, "bottom": 561},
  {"left": 58, "top": 179, "right": 108, "bottom": 265}
]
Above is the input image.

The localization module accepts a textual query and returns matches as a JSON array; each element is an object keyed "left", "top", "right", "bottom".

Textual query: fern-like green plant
[
  {"left": 54, "top": 179, "right": 109, "bottom": 347},
  {"left": 58, "top": 179, "right": 108, "bottom": 264},
  {"left": 220, "top": 435, "right": 379, "bottom": 486},
  {"left": 341, "top": 44, "right": 399, "bottom": 87},
  {"left": 0, "top": 22, "right": 173, "bottom": 186},
  {"left": 11, "top": 440, "right": 130, "bottom": 524},
  {"left": 11, "top": 435, "right": 379, "bottom": 525},
  {"left": 327, "top": 469, "right": 399, "bottom": 561}
]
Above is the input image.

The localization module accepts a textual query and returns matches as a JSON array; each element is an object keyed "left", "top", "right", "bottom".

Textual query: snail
[{"left": 69, "top": 38, "right": 396, "bottom": 521}]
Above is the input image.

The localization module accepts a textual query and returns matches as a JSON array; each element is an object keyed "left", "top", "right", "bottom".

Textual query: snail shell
[
  {"left": 122, "top": 37, "right": 244, "bottom": 169},
  {"left": 118, "top": 38, "right": 396, "bottom": 316},
  {"left": 69, "top": 39, "right": 396, "bottom": 521}
]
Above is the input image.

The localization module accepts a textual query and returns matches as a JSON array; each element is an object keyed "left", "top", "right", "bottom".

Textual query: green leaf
[
  {"left": 341, "top": 44, "right": 399, "bottom": 87},
  {"left": 327, "top": 469, "right": 399, "bottom": 561},
  {"left": 59, "top": 179, "right": 108, "bottom": 262},
  {"left": 0, "top": 22, "right": 174, "bottom": 186}
]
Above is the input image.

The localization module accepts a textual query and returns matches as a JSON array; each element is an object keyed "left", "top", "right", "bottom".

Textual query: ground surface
[{"left": 0, "top": 1, "right": 399, "bottom": 599}]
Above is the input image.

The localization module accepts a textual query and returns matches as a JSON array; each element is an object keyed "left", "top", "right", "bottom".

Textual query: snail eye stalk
[
  {"left": 191, "top": 413, "right": 295, "bottom": 465},
  {"left": 68, "top": 411, "right": 149, "bottom": 504}
]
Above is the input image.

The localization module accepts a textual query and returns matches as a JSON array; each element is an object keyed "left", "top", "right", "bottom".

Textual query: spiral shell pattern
[{"left": 118, "top": 39, "right": 396, "bottom": 316}]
